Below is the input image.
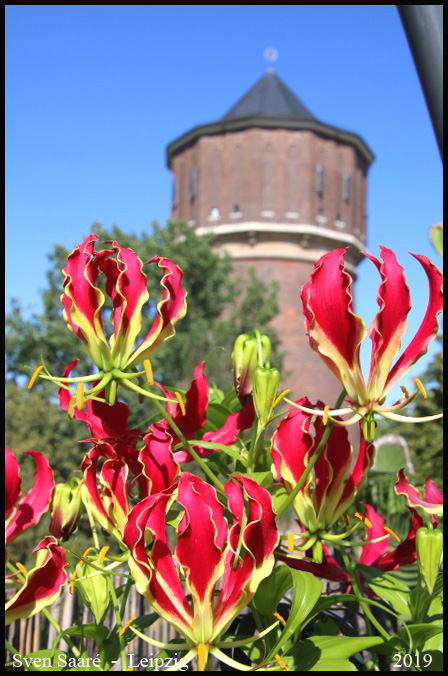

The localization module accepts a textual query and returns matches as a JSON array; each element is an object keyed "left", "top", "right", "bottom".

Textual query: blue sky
[{"left": 5, "top": 5, "right": 443, "bottom": 393}]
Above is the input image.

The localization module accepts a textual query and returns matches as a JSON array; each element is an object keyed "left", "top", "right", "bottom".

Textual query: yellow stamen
[
  {"left": 28, "top": 365, "right": 44, "bottom": 390},
  {"left": 143, "top": 359, "right": 154, "bottom": 386},
  {"left": 175, "top": 391, "right": 186, "bottom": 416},
  {"left": 414, "top": 377, "right": 427, "bottom": 399},
  {"left": 67, "top": 395, "right": 75, "bottom": 419},
  {"left": 70, "top": 569, "right": 78, "bottom": 594},
  {"left": 79, "top": 546, "right": 92, "bottom": 567},
  {"left": 400, "top": 384, "right": 410, "bottom": 399},
  {"left": 273, "top": 389, "right": 291, "bottom": 408},
  {"left": 15, "top": 562, "right": 27, "bottom": 577},
  {"left": 197, "top": 643, "right": 207, "bottom": 671},
  {"left": 384, "top": 526, "right": 401, "bottom": 543},
  {"left": 322, "top": 405, "right": 330, "bottom": 425},
  {"left": 119, "top": 616, "right": 137, "bottom": 638},
  {"left": 273, "top": 611, "right": 287, "bottom": 626},
  {"left": 344, "top": 512, "right": 351, "bottom": 526},
  {"left": 287, "top": 533, "right": 295, "bottom": 552},
  {"left": 76, "top": 382, "right": 85, "bottom": 411},
  {"left": 126, "top": 668, "right": 134, "bottom": 672},
  {"left": 96, "top": 545, "right": 110, "bottom": 565},
  {"left": 74, "top": 478, "right": 84, "bottom": 499},
  {"left": 275, "top": 654, "right": 288, "bottom": 671},
  {"left": 354, "top": 512, "right": 373, "bottom": 529}
]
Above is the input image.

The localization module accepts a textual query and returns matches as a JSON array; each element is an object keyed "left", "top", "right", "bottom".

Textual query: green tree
[{"left": 6, "top": 220, "right": 281, "bottom": 393}]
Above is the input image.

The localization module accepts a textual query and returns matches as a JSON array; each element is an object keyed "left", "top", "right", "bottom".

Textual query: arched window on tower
[
  {"left": 189, "top": 168, "right": 197, "bottom": 201},
  {"left": 316, "top": 161, "right": 325, "bottom": 219},
  {"left": 343, "top": 172, "right": 351, "bottom": 202},
  {"left": 209, "top": 148, "right": 220, "bottom": 218},
  {"left": 287, "top": 145, "right": 298, "bottom": 216},
  {"left": 231, "top": 144, "right": 242, "bottom": 217},
  {"left": 262, "top": 143, "right": 274, "bottom": 216},
  {"left": 172, "top": 178, "right": 178, "bottom": 208},
  {"left": 316, "top": 163, "right": 324, "bottom": 198}
]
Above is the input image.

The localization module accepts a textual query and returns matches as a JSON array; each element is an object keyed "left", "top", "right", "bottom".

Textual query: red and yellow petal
[
  {"left": 126, "top": 257, "right": 187, "bottom": 369},
  {"left": 61, "top": 235, "right": 113, "bottom": 370},
  {"left": 176, "top": 473, "right": 227, "bottom": 642},
  {"left": 365, "top": 247, "right": 412, "bottom": 401},
  {"left": 383, "top": 254, "right": 443, "bottom": 396},
  {"left": 301, "top": 249, "right": 368, "bottom": 404},
  {"left": 6, "top": 450, "right": 54, "bottom": 547},
  {"left": 123, "top": 491, "right": 194, "bottom": 639},
  {"left": 395, "top": 468, "right": 443, "bottom": 516},
  {"left": 100, "top": 242, "right": 150, "bottom": 369},
  {"left": 5, "top": 537, "right": 68, "bottom": 625}
]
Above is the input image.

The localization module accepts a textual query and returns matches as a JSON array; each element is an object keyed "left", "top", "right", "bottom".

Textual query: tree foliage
[{"left": 6, "top": 220, "right": 281, "bottom": 392}]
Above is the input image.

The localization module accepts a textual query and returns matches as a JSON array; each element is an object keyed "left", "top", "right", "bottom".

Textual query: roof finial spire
[{"left": 263, "top": 47, "right": 278, "bottom": 72}]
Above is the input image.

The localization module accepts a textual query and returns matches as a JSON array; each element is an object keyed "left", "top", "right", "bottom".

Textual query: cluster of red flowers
[{"left": 5, "top": 235, "right": 443, "bottom": 669}]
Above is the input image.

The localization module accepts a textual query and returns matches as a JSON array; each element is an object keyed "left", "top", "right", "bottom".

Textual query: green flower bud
[
  {"left": 50, "top": 477, "right": 84, "bottom": 541},
  {"left": 416, "top": 524, "right": 443, "bottom": 594},
  {"left": 232, "top": 330, "right": 271, "bottom": 405},
  {"left": 252, "top": 364, "right": 280, "bottom": 428}
]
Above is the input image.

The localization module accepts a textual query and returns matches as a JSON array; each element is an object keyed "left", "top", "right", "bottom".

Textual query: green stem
[
  {"left": 247, "top": 418, "right": 260, "bottom": 472},
  {"left": 111, "top": 376, "right": 176, "bottom": 403},
  {"left": 5, "top": 639, "right": 19, "bottom": 665},
  {"left": 275, "top": 389, "right": 347, "bottom": 519},
  {"left": 106, "top": 575, "right": 128, "bottom": 669},
  {"left": 340, "top": 547, "right": 390, "bottom": 641},
  {"left": 37, "top": 372, "right": 104, "bottom": 383},
  {"left": 86, "top": 508, "right": 101, "bottom": 551},
  {"left": 119, "top": 577, "right": 134, "bottom": 619},
  {"left": 151, "top": 396, "right": 225, "bottom": 493}
]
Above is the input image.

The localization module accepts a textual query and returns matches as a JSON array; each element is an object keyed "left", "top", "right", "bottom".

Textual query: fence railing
[{"left": 6, "top": 576, "right": 182, "bottom": 671}]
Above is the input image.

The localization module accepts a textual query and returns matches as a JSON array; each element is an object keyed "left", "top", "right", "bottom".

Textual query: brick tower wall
[{"left": 169, "top": 126, "right": 369, "bottom": 406}]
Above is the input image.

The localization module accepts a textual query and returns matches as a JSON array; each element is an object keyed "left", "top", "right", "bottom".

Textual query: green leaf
[
  {"left": 252, "top": 565, "right": 293, "bottom": 615},
  {"left": 397, "top": 623, "right": 443, "bottom": 651},
  {"left": 266, "top": 568, "right": 323, "bottom": 659},
  {"left": 244, "top": 470, "right": 274, "bottom": 488},
  {"left": 202, "top": 402, "right": 233, "bottom": 431},
  {"left": 357, "top": 564, "right": 412, "bottom": 617},
  {"left": 309, "top": 658, "right": 359, "bottom": 671},
  {"left": 294, "top": 636, "right": 384, "bottom": 670},
  {"left": 62, "top": 623, "right": 109, "bottom": 645}
]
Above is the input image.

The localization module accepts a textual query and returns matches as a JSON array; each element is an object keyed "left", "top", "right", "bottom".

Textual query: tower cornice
[
  {"left": 166, "top": 116, "right": 374, "bottom": 169},
  {"left": 193, "top": 222, "right": 367, "bottom": 273}
]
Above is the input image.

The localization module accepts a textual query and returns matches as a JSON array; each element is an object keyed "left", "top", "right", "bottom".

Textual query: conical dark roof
[
  {"left": 222, "top": 69, "right": 316, "bottom": 122},
  {"left": 166, "top": 70, "right": 374, "bottom": 168}
]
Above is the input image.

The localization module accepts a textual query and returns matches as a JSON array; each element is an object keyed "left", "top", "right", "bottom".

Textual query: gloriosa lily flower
[
  {"left": 30, "top": 234, "right": 187, "bottom": 406},
  {"left": 57, "top": 360, "right": 180, "bottom": 541},
  {"left": 5, "top": 447, "right": 54, "bottom": 559},
  {"left": 300, "top": 247, "right": 443, "bottom": 435},
  {"left": 5, "top": 536, "right": 68, "bottom": 625},
  {"left": 395, "top": 469, "right": 443, "bottom": 517},
  {"left": 123, "top": 472, "right": 278, "bottom": 671},
  {"left": 157, "top": 361, "right": 255, "bottom": 463},
  {"left": 280, "top": 503, "right": 423, "bottom": 593},
  {"left": 271, "top": 398, "right": 375, "bottom": 537},
  {"left": 81, "top": 423, "right": 180, "bottom": 542}
]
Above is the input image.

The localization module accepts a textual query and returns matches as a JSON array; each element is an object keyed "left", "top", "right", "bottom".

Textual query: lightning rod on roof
[{"left": 263, "top": 47, "right": 278, "bottom": 71}]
